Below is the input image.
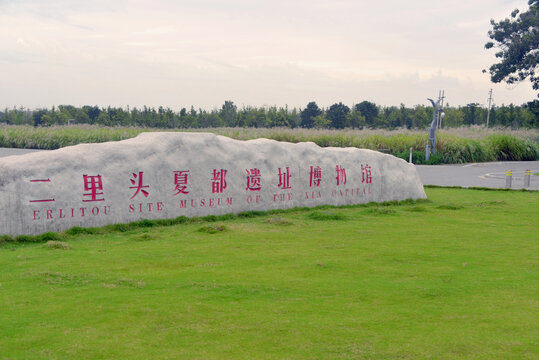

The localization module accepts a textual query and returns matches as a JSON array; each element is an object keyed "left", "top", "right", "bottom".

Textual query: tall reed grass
[{"left": 1, "top": 125, "right": 537, "bottom": 164}]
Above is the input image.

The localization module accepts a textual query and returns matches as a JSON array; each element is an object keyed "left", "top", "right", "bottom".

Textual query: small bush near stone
[
  {"left": 237, "top": 210, "right": 266, "bottom": 218},
  {"left": 0, "top": 235, "right": 15, "bottom": 244},
  {"left": 405, "top": 206, "right": 428, "bottom": 212},
  {"left": 266, "top": 218, "right": 293, "bottom": 226},
  {"left": 197, "top": 224, "right": 228, "bottom": 234},
  {"left": 307, "top": 212, "right": 347, "bottom": 221},
  {"left": 37, "top": 232, "right": 63, "bottom": 242},
  {"left": 44, "top": 241, "right": 70, "bottom": 250},
  {"left": 202, "top": 215, "right": 219, "bottom": 222},
  {"left": 437, "top": 204, "right": 464, "bottom": 210},
  {"left": 15, "top": 234, "right": 37, "bottom": 242},
  {"left": 64, "top": 226, "right": 101, "bottom": 235},
  {"left": 134, "top": 233, "right": 156, "bottom": 241},
  {"left": 105, "top": 223, "right": 130, "bottom": 232},
  {"left": 362, "top": 208, "right": 395, "bottom": 215},
  {"left": 130, "top": 219, "right": 155, "bottom": 228},
  {"left": 476, "top": 200, "right": 507, "bottom": 207}
]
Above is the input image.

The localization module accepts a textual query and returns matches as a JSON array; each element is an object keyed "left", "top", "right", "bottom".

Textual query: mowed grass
[{"left": 0, "top": 188, "right": 537, "bottom": 359}]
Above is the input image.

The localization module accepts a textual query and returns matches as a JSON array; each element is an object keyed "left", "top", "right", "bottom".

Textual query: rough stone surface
[{"left": 0, "top": 132, "right": 426, "bottom": 235}]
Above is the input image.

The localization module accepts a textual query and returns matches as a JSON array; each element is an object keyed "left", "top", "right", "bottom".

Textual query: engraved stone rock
[{"left": 0, "top": 132, "right": 426, "bottom": 235}]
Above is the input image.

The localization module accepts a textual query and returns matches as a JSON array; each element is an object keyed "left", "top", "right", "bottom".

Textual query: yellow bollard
[
  {"left": 505, "top": 170, "right": 512, "bottom": 188},
  {"left": 524, "top": 169, "right": 531, "bottom": 188}
]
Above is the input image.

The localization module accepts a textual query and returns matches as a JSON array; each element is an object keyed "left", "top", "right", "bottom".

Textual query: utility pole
[
  {"left": 437, "top": 90, "right": 445, "bottom": 128},
  {"left": 486, "top": 88, "right": 493, "bottom": 128}
]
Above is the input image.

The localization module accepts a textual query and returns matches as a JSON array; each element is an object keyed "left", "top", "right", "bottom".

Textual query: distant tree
[
  {"left": 220, "top": 100, "right": 237, "bottom": 127},
  {"left": 312, "top": 113, "right": 331, "bottom": 129},
  {"left": 41, "top": 114, "right": 54, "bottom": 126},
  {"left": 382, "top": 106, "right": 399, "bottom": 128},
  {"left": 326, "top": 102, "right": 350, "bottom": 129},
  {"left": 463, "top": 103, "right": 481, "bottom": 125},
  {"left": 300, "top": 101, "right": 322, "bottom": 128},
  {"left": 82, "top": 105, "right": 101, "bottom": 123},
  {"left": 410, "top": 105, "right": 430, "bottom": 128},
  {"left": 484, "top": 0, "right": 539, "bottom": 97},
  {"left": 74, "top": 111, "right": 91, "bottom": 124},
  {"left": 397, "top": 104, "right": 410, "bottom": 128},
  {"left": 32, "top": 109, "right": 48, "bottom": 127},
  {"left": 96, "top": 111, "right": 111, "bottom": 126},
  {"left": 356, "top": 101, "right": 378, "bottom": 127},
  {"left": 179, "top": 107, "right": 199, "bottom": 128},
  {"left": 268, "top": 108, "right": 291, "bottom": 127},
  {"left": 251, "top": 107, "right": 267, "bottom": 128},
  {"left": 524, "top": 100, "right": 539, "bottom": 127},
  {"left": 442, "top": 107, "right": 465, "bottom": 127},
  {"left": 345, "top": 109, "right": 366, "bottom": 128}
]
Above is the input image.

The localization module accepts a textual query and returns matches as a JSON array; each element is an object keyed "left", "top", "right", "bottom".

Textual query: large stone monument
[{"left": 0, "top": 132, "right": 426, "bottom": 236}]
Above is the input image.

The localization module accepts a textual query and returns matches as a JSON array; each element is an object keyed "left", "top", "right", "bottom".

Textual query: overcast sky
[{"left": 0, "top": 0, "right": 536, "bottom": 110}]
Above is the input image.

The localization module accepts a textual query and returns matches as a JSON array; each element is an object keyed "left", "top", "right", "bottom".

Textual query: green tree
[
  {"left": 220, "top": 101, "right": 237, "bottom": 127},
  {"left": 312, "top": 113, "right": 331, "bottom": 129},
  {"left": 484, "top": 0, "right": 539, "bottom": 97},
  {"left": 96, "top": 112, "right": 111, "bottom": 126},
  {"left": 82, "top": 106, "right": 101, "bottom": 123},
  {"left": 345, "top": 109, "right": 366, "bottom": 128},
  {"left": 524, "top": 100, "right": 539, "bottom": 127},
  {"left": 356, "top": 101, "right": 378, "bottom": 127},
  {"left": 32, "top": 109, "right": 48, "bottom": 127},
  {"left": 326, "top": 102, "right": 350, "bottom": 129},
  {"left": 74, "top": 111, "right": 91, "bottom": 124},
  {"left": 443, "top": 107, "right": 465, "bottom": 127},
  {"left": 300, "top": 102, "right": 322, "bottom": 128},
  {"left": 268, "top": 108, "right": 291, "bottom": 127},
  {"left": 462, "top": 103, "right": 482, "bottom": 125},
  {"left": 410, "top": 105, "right": 430, "bottom": 128}
]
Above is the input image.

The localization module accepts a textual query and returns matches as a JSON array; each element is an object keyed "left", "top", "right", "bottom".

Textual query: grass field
[{"left": 1, "top": 188, "right": 538, "bottom": 359}]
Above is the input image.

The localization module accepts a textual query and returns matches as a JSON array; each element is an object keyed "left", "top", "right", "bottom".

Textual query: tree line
[{"left": 1, "top": 100, "right": 537, "bottom": 129}]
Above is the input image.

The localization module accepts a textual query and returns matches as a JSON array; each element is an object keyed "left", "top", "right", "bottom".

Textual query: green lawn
[{"left": 1, "top": 188, "right": 538, "bottom": 359}]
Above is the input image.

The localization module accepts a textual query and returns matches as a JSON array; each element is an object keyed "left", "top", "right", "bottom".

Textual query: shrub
[
  {"left": 307, "top": 212, "right": 347, "bottom": 221},
  {"left": 197, "top": 224, "right": 228, "bottom": 234},
  {"left": 487, "top": 135, "right": 538, "bottom": 161},
  {"left": 44, "top": 241, "right": 70, "bottom": 250},
  {"left": 37, "top": 232, "right": 62, "bottom": 242},
  {"left": 64, "top": 226, "right": 101, "bottom": 235},
  {"left": 0, "top": 234, "right": 15, "bottom": 244},
  {"left": 1, "top": 125, "right": 537, "bottom": 164}
]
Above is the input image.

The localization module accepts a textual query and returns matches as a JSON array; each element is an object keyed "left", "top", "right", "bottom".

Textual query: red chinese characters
[
  {"left": 173, "top": 170, "right": 190, "bottom": 195},
  {"left": 278, "top": 167, "right": 292, "bottom": 189},
  {"left": 361, "top": 164, "right": 372, "bottom": 184},
  {"left": 28, "top": 178, "right": 55, "bottom": 203},
  {"left": 212, "top": 169, "right": 227, "bottom": 193},
  {"left": 83, "top": 174, "right": 105, "bottom": 202},
  {"left": 309, "top": 166, "right": 322, "bottom": 187},
  {"left": 129, "top": 171, "right": 150, "bottom": 199},
  {"left": 245, "top": 168, "right": 261, "bottom": 191},
  {"left": 335, "top": 165, "right": 347, "bottom": 186}
]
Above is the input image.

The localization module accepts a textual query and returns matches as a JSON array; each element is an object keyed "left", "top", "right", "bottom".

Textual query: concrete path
[
  {"left": 416, "top": 161, "right": 539, "bottom": 190},
  {"left": 1, "top": 148, "right": 537, "bottom": 190},
  {"left": 0, "top": 148, "right": 49, "bottom": 157}
]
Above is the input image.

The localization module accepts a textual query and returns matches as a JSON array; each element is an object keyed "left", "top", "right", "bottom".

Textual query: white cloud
[{"left": 0, "top": 0, "right": 535, "bottom": 109}]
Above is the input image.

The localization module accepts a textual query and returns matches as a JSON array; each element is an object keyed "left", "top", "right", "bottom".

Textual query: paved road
[
  {"left": 0, "top": 148, "right": 49, "bottom": 157},
  {"left": 416, "top": 161, "right": 539, "bottom": 190},
  {"left": 1, "top": 148, "right": 537, "bottom": 190}
]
